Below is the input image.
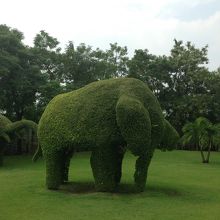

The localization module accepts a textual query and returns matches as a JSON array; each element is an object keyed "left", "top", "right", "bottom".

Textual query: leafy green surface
[
  {"left": 0, "top": 114, "right": 37, "bottom": 166},
  {"left": 1, "top": 150, "right": 220, "bottom": 220},
  {"left": 38, "top": 78, "right": 170, "bottom": 191}
]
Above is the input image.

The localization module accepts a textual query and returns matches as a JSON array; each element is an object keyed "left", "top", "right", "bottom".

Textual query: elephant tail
[{"left": 32, "top": 143, "right": 42, "bottom": 162}]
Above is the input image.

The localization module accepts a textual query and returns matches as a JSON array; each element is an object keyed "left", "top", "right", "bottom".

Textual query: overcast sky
[{"left": 1, "top": 0, "right": 220, "bottom": 70}]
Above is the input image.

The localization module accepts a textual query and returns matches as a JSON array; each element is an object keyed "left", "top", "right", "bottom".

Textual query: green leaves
[
  {"left": 159, "top": 119, "right": 179, "bottom": 151},
  {"left": 62, "top": 42, "right": 129, "bottom": 90},
  {"left": 0, "top": 25, "right": 43, "bottom": 121},
  {"left": 181, "top": 117, "right": 220, "bottom": 162},
  {"left": 0, "top": 24, "right": 219, "bottom": 132},
  {"left": 0, "top": 114, "right": 38, "bottom": 166},
  {"left": 128, "top": 40, "right": 214, "bottom": 133},
  {"left": 34, "top": 30, "right": 60, "bottom": 51}
]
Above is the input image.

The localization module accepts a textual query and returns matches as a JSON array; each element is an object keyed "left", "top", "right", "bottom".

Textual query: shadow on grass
[
  {"left": 59, "top": 181, "right": 182, "bottom": 197},
  {"left": 146, "top": 184, "right": 182, "bottom": 197},
  {"left": 59, "top": 182, "right": 140, "bottom": 194},
  {"left": 59, "top": 181, "right": 96, "bottom": 194}
]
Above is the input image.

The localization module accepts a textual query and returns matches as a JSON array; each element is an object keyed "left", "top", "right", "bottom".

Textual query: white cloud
[{"left": 0, "top": 0, "right": 219, "bottom": 70}]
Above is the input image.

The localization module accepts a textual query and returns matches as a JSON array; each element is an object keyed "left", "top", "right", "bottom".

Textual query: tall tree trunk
[
  {"left": 205, "top": 141, "right": 212, "bottom": 163},
  {"left": 199, "top": 145, "right": 206, "bottom": 163},
  {"left": 197, "top": 143, "right": 205, "bottom": 163}
]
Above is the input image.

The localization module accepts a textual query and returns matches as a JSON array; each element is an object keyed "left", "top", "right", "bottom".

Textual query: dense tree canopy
[
  {"left": 0, "top": 24, "right": 219, "bottom": 151},
  {"left": 129, "top": 40, "right": 218, "bottom": 133},
  {"left": 0, "top": 25, "right": 43, "bottom": 120}
]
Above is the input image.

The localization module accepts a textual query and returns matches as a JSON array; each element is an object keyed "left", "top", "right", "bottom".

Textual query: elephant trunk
[
  {"left": 158, "top": 119, "right": 179, "bottom": 151},
  {"left": 5, "top": 120, "right": 37, "bottom": 134}
]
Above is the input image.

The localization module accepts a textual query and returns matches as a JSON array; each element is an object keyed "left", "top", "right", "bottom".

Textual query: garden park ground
[{"left": 0, "top": 150, "right": 220, "bottom": 220}]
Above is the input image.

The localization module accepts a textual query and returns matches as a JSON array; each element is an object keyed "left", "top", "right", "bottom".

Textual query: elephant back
[{"left": 38, "top": 78, "right": 164, "bottom": 151}]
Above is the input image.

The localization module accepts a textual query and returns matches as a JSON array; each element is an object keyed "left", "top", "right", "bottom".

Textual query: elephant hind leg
[
  {"left": 45, "top": 147, "right": 74, "bottom": 190},
  {"left": 61, "top": 149, "right": 74, "bottom": 183},
  {"left": 45, "top": 149, "right": 63, "bottom": 190}
]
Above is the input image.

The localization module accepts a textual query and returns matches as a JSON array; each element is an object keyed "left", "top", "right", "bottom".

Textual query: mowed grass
[{"left": 1, "top": 150, "right": 220, "bottom": 220}]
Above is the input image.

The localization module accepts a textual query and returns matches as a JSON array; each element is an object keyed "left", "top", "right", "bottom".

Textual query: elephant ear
[{"left": 116, "top": 95, "right": 151, "bottom": 156}]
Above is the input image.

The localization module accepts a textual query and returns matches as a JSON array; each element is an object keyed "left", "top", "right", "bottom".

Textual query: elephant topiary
[
  {"left": 34, "top": 78, "right": 179, "bottom": 192},
  {"left": 0, "top": 114, "right": 37, "bottom": 166}
]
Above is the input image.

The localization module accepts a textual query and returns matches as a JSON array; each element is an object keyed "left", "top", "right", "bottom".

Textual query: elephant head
[{"left": 158, "top": 119, "right": 180, "bottom": 151}]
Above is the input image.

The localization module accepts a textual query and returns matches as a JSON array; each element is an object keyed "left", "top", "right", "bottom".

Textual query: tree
[
  {"left": 166, "top": 40, "right": 209, "bottom": 131},
  {"left": 36, "top": 80, "right": 64, "bottom": 116},
  {"left": 62, "top": 42, "right": 96, "bottom": 90},
  {"left": 128, "top": 49, "right": 171, "bottom": 103},
  {"left": 129, "top": 40, "right": 212, "bottom": 132},
  {"left": 62, "top": 42, "right": 129, "bottom": 91},
  {"left": 181, "top": 117, "right": 206, "bottom": 162},
  {"left": 206, "top": 70, "right": 220, "bottom": 123},
  {"left": 31, "top": 31, "right": 65, "bottom": 119},
  {"left": 0, "top": 25, "right": 43, "bottom": 120},
  {"left": 181, "top": 117, "right": 220, "bottom": 163},
  {"left": 104, "top": 43, "right": 129, "bottom": 77},
  {"left": 201, "top": 122, "right": 220, "bottom": 163},
  {"left": 33, "top": 30, "right": 62, "bottom": 81}
]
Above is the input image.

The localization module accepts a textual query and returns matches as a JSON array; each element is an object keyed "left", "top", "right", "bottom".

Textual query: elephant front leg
[
  {"left": 90, "top": 146, "right": 118, "bottom": 192},
  {"left": 134, "top": 150, "right": 154, "bottom": 192},
  {"left": 114, "top": 146, "right": 125, "bottom": 184},
  {"left": 116, "top": 95, "right": 153, "bottom": 192}
]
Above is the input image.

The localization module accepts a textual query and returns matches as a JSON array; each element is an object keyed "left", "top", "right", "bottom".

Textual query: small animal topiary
[
  {"left": 0, "top": 114, "right": 37, "bottom": 166},
  {"left": 35, "top": 78, "right": 179, "bottom": 192}
]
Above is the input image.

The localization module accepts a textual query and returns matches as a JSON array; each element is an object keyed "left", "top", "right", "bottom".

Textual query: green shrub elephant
[
  {"left": 0, "top": 114, "right": 37, "bottom": 166},
  {"left": 35, "top": 78, "right": 179, "bottom": 192}
]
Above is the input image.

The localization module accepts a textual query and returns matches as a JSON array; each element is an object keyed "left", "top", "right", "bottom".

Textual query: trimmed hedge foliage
[
  {"left": 0, "top": 114, "right": 37, "bottom": 166},
  {"left": 0, "top": 115, "right": 11, "bottom": 166},
  {"left": 38, "top": 78, "right": 179, "bottom": 192},
  {"left": 159, "top": 119, "right": 180, "bottom": 151}
]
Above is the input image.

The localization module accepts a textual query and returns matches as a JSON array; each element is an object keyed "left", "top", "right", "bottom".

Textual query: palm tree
[
  {"left": 0, "top": 114, "right": 37, "bottom": 166},
  {"left": 181, "top": 117, "right": 207, "bottom": 162},
  {"left": 181, "top": 117, "right": 220, "bottom": 163},
  {"left": 202, "top": 123, "right": 220, "bottom": 163}
]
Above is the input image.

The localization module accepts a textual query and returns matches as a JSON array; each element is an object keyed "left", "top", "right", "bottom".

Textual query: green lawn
[{"left": 0, "top": 150, "right": 220, "bottom": 220}]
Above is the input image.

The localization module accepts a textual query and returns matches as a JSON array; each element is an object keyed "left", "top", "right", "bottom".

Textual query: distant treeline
[{"left": 0, "top": 24, "right": 220, "bottom": 138}]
